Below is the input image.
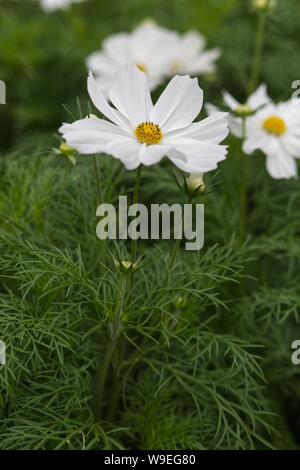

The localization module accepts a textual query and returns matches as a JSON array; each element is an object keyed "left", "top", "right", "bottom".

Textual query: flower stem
[
  {"left": 239, "top": 117, "right": 248, "bottom": 245},
  {"left": 92, "top": 155, "right": 106, "bottom": 276},
  {"left": 92, "top": 154, "right": 103, "bottom": 206},
  {"left": 95, "top": 339, "right": 115, "bottom": 421},
  {"left": 248, "top": 13, "right": 265, "bottom": 95},
  {"left": 131, "top": 164, "right": 143, "bottom": 286},
  {"left": 95, "top": 273, "right": 127, "bottom": 420},
  {"left": 163, "top": 195, "right": 193, "bottom": 287},
  {"left": 59, "top": 155, "right": 70, "bottom": 202}
]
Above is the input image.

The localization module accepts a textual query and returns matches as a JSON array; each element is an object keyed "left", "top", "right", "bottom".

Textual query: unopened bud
[
  {"left": 116, "top": 260, "right": 137, "bottom": 273},
  {"left": 185, "top": 173, "right": 205, "bottom": 195},
  {"left": 59, "top": 142, "right": 75, "bottom": 157},
  {"left": 235, "top": 104, "right": 252, "bottom": 115},
  {"left": 85, "top": 114, "right": 98, "bottom": 119},
  {"left": 252, "top": 0, "right": 276, "bottom": 12}
]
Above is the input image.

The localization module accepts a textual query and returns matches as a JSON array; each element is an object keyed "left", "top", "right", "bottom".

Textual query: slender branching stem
[
  {"left": 239, "top": 117, "right": 248, "bottom": 246},
  {"left": 95, "top": 273, "right": 127, "bottom": 420},
  {"left": 163, "top": 195, "right": 193, "bottom": 287},
  {"left": 59, "top": 155, "right": 70, "bottom": 202},
  {"left": 130, "top": 164, "right": 143, "bottom": 287},
  {"left": 92, "top": 155, "right": 106, "bottom": 276},
  {"left": 248, "top": 13, "right": 265, "bottom": 95},
  {"left": 92, "top": 154, "right": 103, "bottom": 206}
]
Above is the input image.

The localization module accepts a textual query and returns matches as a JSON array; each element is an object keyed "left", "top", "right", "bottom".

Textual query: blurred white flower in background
[
  {"left": 206, "top": 84, "right": 270, "bottom": 137},
  {"left": 243, "top": 100, "right": 300, "bottom": 179},
  {"left": 86, "top": 21, "right": 221, "bottom": 97},
  {"left": 40, "top": 0, "right": 84, "bottom": 12},
  {"left": 168, "top": 31, "right": 221, "bottom": 77},
  {"left": 60, "top": 65, "right": 228, "bottom": 172},
  {"left": 86, "top": 21, "right": 178, "bottom": 96}
]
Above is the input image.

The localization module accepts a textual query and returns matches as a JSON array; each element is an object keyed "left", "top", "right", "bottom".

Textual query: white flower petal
[
  {"left": 109, "top": 65, "right": 153, "bottom": 128},
  {"left": 266, "top": 149, "right": 298, "bottom": 179},
  {"left": 150, "top": 75, "right": 203, "bottom": 132},
  {"left": 188, "top": 48, "right": 221, "bottom": 74},
  {"left": 59, "top": 118, "right": 127, "bottom": 155},
  {"left": 166, "top": 137, "right": 227, "bottom": 172},
  {"left": 281, "top": 134, "right": 300, "bottom": 157},
  {"left": 243, "top": 133, "right": 279, "bottom": 155},
  {"left": 102, "top": 33, "right": 131, "bottom": 64},
  {"left": 247, "top": 83, "right": 270, "bottom": 110},
  {"left": 86, "top": 51, "right": 117, "bottom": 76},
  {"left": 222, "top": 90, "right": 240, "bottom": 111},
  {"left": 139, "top": 143, "right": 170, "bottom": 166},
  {"left": 87, "top": 72, "right": 131, "bottom": 131},
  {"left": 106, "top": 137, "right": 141, "bottom": 170},
  {"left": 165, "top": 112, "right": 229, "bottom": 144}
]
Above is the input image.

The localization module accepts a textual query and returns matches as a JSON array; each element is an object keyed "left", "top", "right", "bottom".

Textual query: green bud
[
  {"left": 252, "top": 0, "right": 276, "bottom": 12},
  {"left": 184, "top": 173, "right": 205, "bottom": 197},
  {"left": 59, "top": 142, "right": 76, "bottom": 157},
  {"left": 116, "top": 260, "right": 137, "bottom": 274}
]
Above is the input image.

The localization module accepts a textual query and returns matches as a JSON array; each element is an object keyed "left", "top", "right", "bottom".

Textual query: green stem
[
  {"left": 59, "top": 155, "right": 70, "bottom": 201},
  {"left": 163, "top": 195, "right": 192, "bottom": 287},
  {"left": 92, "top": 154, "right": 103, "bottom": 206},
  {"left": 95, "top": 273, "right": 127, "bottom": 420},
  {"left": 95, "top": 340, "right": 115, "bottom": 420},
  {"left": 239, "top": 117, "right": 248, "bottom": 245},
  {"left": 130, "top": 164, "right": 143, "bottom": 286},
  {"left": 92, "top": 155, "right": 106, "bottom": 276},
  {"left": 106, "top": 334, "right": 124, "bottom": 422},
  {"left": 248, "top": 13, "right": 265, "bottom": 95}
]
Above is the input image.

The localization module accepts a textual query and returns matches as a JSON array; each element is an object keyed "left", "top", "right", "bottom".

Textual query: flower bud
[
  {"left": 185, "top": 173, "right": 205, "bottom": 196},
  {"left": 235, "top": 104, "right": 252, "bottom": 116},
  {"left": 59, "top": 142, "right": 76, "bottom": 157},
  {"left": 116, "top": 260, "right": 137, "bottom": 274},
  {"left": 173, "top": 296, "right": 187, "bottom": 309},
  {"left": 85, "top": 114, "right": 98, "bottom": 119},
  {"left": 252, "top": 0, "right": 276, "bottom": 12}
]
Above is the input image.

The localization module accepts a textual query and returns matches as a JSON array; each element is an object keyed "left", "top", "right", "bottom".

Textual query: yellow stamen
[
  {"left": 263, "top": 116, "right": 286, "bottom": 135},
  {"left": 135, "top": 122, "right": 162, "bottom": 145},
  {"left": 136, "top": 64, "right": 147, "bottom": 73}
]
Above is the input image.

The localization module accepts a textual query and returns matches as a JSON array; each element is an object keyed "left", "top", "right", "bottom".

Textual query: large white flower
[
  {"left": 168, "top": 31, "right": 221, "bottom": 77},
  {"left": 243, "top": 100, "right": 300, "bottom": 179},
  {"left": 206, "top": 84, "right": 270, "bottom": 137},
  {"left": 86, "top": 22, "right": 179, "bottom": 97},
  {"left": 59, "top": 65, "right": 229, "bottom": 173},
  {"left": 40, "top": 0, "right": 84, "bottom": 11}
]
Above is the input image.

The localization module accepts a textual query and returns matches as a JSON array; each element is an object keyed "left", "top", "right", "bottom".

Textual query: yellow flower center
[
  {"left": 136, "top": 64, "right": 147, "bottom": 73},
  {"left": 263, "top": 116, "right": 286, "bottom": 135},
  {"left": 135, "top": 122, "right": 162, "bottom": 145}
]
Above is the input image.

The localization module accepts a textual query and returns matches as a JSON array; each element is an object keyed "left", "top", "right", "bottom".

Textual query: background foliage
[{"left": 0, "top": 0, "right": 300, "bottom": 450}]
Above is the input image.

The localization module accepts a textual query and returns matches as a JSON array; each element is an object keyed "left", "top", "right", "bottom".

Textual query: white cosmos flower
[
  {"left": 169, "top": 31, "right": 221, "bottom": 77},
  {"left": 59, "top": 65, "right": 229, "bottom": 172},
  {"left": 243, "top": 100, "right": 300, "bottom": 179},
  {"left": 40, "top": 0, "right": 84, "bottom": 11},
  {"left": 206, "top": 84, "right": 270, "bottom": 137},
  {"left": 86, "top": 22, "right": 179, "bottom": 97}
]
